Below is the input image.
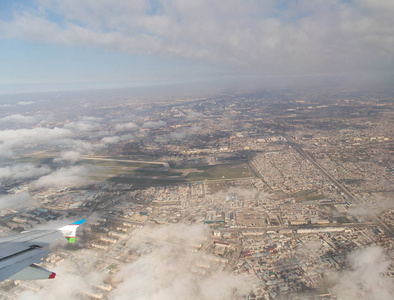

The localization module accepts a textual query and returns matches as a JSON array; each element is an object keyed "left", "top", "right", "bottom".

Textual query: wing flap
[
  {"left": 9, "top": 264, "right": 55, "bottom": 280},
  {"left": 0, "top": 247, "right": 50, "bottom": 282}
]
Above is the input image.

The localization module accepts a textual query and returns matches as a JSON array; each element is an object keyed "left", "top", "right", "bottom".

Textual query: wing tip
[
  {"left": 49, "top": 272, "right": 56, "bottom": 279},
  {"left": 70, "top": 219, "right": 86, "bottom": 226}
]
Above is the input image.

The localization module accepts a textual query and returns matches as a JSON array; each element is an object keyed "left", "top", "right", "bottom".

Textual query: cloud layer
[
  {"left": 0, "top": 127, "right": 73, "bottom": 157},
  {"left": 34, "top": 166, "right": 91, "bottom": 188},
  {"left": 0, "top": 0, "right": 393, "bottom": 76},
  {"left": 0, "top": 164, "right": 52, "bottom": 182},
  {"left": 0, "top": 193, "right": 36, "bottom": 209},
  {"left": 112, "top": 224, "right": 251, "bottom": 300},
  {"left": 141, "top": 120, "right": 167, "bottom": 129},
  {"left": 114, "top": 122, "right": 139, "bottom": 131},
  {"left": 0, "top": 114, "right": 39, "bottom": 124},
  {"left": 53, "top": 151, "right": 81, "bottom": 164}
]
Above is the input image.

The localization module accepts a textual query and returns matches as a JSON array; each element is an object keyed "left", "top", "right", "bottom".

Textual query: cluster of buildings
[
  {"left": 235, "top": 226, "right": 393, "bottom": 299},
  {"left": 1, "top": 90, "right": 393, "bottom": 299}
]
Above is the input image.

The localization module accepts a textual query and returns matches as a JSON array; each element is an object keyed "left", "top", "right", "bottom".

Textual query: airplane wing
[{"left": 0, "top": 219, "right": 85, "bottom": 282}]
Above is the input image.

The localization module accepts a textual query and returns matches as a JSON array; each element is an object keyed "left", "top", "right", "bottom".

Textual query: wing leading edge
[{"left": 0, "top": 219, "right": 85, "bottom": 282}]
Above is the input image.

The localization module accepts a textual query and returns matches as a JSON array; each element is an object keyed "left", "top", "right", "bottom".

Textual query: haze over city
[{"left": 0, "top": 1, "right": 393, "bottom": 300}]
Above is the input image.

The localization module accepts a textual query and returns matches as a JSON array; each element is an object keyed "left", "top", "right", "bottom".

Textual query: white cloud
[
  {"left": 0, "top": 164, "right": 52, "bottom": 182},
  {"left": 0, "top": 0, "right": 393, "bottom": 75},
  {"left": 48, "top": 138, "right": 104, "bottom": 153},
  {"left": 81, "top": 116, "right": 102, "bottom": 122},
  {"left": 330, "top": 246, "right": 393, "bottom": 300},
  {"left": 91, "top": 130, "right": 111, "bottom": 138},
  {"left": 114, "top": 122, "right": 139, "bottom": 130},
  {"left": 0, "top": 114, "right": 39, "bottom": 124},
  {"left": 16, "top": 250, "right": 105, "bottom": 300},
  {"left": 100, "top": 136, "right": 121, "bottom": 144},
  {"left": 188, "top": 126, "right": 202, "bottom": 133},
  {"left": 0, "top": 192, "right": 36, "bottom": 209},
  {"left": 348, "top": 194, "right": 394, "bottom": 218},
  {"left": 168, "top": 131, "right": 187, "bottom": 140},
  {"left": 17, "top": 101, "right": 35, "bottom": 105},
  {"left": 0, "top": 127, "right": 73, "bottom": 157},
  {"left": 35, "top": 166, "right": 90, "bottom": 188},
  {"left": 12, "top": 223, "right": 251, "bottom": 299},
  {"left": 141, "top": 120, "right": 167, "bottom": 129},
  {"left": 156, "top": 126, "right": 202, "bottom": 142},
  {"left": 64, "top": 120, "right": 100, "bottom": 131},
  {"left": 100, "top": 134, "right": 133, "bottom": 145},
  {"left": 112, "top": 224, "right": 251, "bottom": 300},
  {"left": 53, "top": 151, "right": 81, "bottom": 164}
]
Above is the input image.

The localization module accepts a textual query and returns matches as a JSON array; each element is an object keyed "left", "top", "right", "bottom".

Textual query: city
[{"left": 0, "top": 89, "right": 393, "bottom": 299}]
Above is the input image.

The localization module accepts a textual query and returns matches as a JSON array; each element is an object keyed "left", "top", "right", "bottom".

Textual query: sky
[{"left": 0, "top": 0, "right": 394, "bottom": 93}]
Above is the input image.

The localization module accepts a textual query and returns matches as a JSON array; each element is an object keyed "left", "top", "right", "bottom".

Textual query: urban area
[{"left": 0, "top": 89, "right": 393, "bottom": 299}]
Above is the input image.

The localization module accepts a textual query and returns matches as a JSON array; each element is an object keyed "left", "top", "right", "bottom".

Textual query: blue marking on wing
[{"left": 70, "top": 219, "right": 86, "bottom": 225}]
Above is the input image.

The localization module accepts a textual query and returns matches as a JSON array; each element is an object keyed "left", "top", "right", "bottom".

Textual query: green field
[
  {"left": 106, "top": 162, "right": 254, "bottom": 185},
  {"left": 15, "top": 156, "right": 255, "bottom": 185}
]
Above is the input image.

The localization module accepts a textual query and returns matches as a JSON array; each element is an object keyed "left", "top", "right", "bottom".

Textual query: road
[
  {"left": 282, "top": 133, "right": 394, "bottom": 238},
  {"left": 247, "top": 155, "right": 274, "bottom": 192},
  {"left": 223, "top": 222, "right": 376, "bottom": 234}
]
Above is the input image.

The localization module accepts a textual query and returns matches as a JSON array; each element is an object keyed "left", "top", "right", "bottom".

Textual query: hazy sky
[{"left": 1, "top": 0, "right": 393, "bottom": 93}]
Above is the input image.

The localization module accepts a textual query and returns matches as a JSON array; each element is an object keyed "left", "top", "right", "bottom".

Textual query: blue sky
[
  {"left": 1, "top": 0, "right": 393, "bottom": 93},
  {"left": 0, "top": 39, "right": 226, "bottom": 89}
]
